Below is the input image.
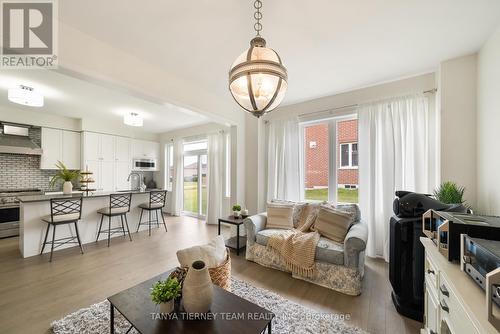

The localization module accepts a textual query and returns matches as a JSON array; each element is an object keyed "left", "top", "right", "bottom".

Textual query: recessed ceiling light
[
  {"left": 123, "top": 112, "right": 143, "bottom": 127},
  {"left": 8, "top": 85, "right": 44, "bottom": 107}
]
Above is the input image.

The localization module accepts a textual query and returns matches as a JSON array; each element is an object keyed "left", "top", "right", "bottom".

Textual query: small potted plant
[
  {"left": 49, "top": 161, "right": 81, "bottom": 195},
  {"left": 151, "top": 277, "right": 182, "bottom": 314},
  {"left": 433, "top": 181, "right": 466, "bottom": 205},
  {"left": 232, "top": 204, "right": 242, "bottom": 218}
]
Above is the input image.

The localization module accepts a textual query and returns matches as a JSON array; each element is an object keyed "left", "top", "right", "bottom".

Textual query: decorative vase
[
  {"left": 159, "top": 299, "right": 174, "bottom": 314},
  {"left": 63, "top": 181, "right": 73, "bottom": 195},
  {"left": 233, "top": 211, "right": 240, "bottom": 218},
  {"left": 241, "top": 209, "right": 249, "bottom": 217},
  {"left": 182, "top": 260, "right": 213, "bottom": 313}
]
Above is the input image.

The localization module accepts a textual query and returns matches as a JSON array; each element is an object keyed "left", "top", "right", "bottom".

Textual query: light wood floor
[{"left": 0, "top": 216, "right": 421, "bottom": 334}]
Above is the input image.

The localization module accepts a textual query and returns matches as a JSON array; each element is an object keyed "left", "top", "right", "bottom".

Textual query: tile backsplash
[{"left": 0, "top": 153, "right": 55, "bottom": 190}]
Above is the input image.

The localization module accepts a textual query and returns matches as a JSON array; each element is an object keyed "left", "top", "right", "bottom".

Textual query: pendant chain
[{"left": 254, "top": 0, "right": 263, "bottom": 36}]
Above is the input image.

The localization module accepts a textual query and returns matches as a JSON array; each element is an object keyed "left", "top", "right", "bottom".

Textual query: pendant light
[
  {"left": 228, "top": 0, "right": 288, "bottom": 117},
  {"left": 123, "top": 112, "right": 143, "bottom": 127}
]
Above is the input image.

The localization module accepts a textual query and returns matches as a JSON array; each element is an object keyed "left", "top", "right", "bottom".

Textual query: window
[
  {"left": 183, "top": 139, "right": 208, "bottom": 217},
  {"left": 184, "top": 140, "right": 208, "bottom": 152},
  {"left": 339, "top": 143, "right": 358, "bottom": 168},
  {"left": 302, "top": 117, "right": 358, "bottom": 204},
  {"left": 225, "top": 133, "right": 231, "bottom": 198},
  {"left": 164, "top": 143, "right": 173, "bottom": 191}
]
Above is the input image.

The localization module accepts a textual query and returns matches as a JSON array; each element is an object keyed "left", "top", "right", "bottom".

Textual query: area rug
[{"left": 51, "top": 278, "right": 368, "bottom": 334}]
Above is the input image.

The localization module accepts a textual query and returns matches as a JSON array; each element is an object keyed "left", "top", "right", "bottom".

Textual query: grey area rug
[{"left": 52, "top": 278, "right": 368, "bottom": 334}]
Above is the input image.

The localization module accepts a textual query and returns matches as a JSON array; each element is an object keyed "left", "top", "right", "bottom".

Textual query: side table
[{"left": 218, "top": 216, "right": 247, "bottom": 256}]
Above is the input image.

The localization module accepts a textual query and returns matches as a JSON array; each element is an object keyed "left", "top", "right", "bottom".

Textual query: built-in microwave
[{"left": 132, "top": 158, "right": 157, "bottom": 171}]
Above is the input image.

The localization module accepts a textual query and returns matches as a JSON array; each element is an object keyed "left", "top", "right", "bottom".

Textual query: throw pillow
[
  {"left": 270, "top": 199, "right": 307, "bottom": 228},
  {"left": 313, "top": 206, "right": 355, "bottom": 243},
  {"left": 176, "top": 236, "right": 227, "bottom": 268},
  {"left": 336, "top": 203, "right": 361, "bottom": 222},
  {"left": 303, "top": 201, "right": 327, "bottom": 232},
  {"left": 266, "top": 202, "right": 294, "bottom": 229}
]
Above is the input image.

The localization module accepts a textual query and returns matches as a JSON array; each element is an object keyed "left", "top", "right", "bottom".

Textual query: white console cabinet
[{"left": 421, "top": 237, "right": 498, "bottom": 334}]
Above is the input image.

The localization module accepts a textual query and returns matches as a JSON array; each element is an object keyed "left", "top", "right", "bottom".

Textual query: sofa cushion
[
  {"left": 255, "top": 229, "right": 344, "bottom": 265},
  {"left": 269, "top": 199, "right": 307, "bottom": 228}
]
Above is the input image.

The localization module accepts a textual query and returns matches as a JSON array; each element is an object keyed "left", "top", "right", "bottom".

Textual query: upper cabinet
[
  {"left": 115, "top": 136, "right": 131, "bottom": 162},
  {"left": 40, "top": 128, "right": 81, "bottom": 170},
  {"left": 82, "top": 132, "right": 116, "bottom": 162},
  {"left": 131, "top": 139, "right": 160, "bottom": 159}
]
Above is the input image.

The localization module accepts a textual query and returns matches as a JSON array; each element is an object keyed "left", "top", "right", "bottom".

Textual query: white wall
[
  {"left": 477, "top": 24, "right": 500, "bottom": 215},
  {"left": 438, "top": 54, "right": 477, "bottom": 208},
  {"left": 245, "top": 73, "right": 437, "bottom": 211}
]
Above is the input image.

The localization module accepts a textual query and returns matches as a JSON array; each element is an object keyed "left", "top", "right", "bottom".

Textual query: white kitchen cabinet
[
  {"left": 131, "top": 139, "right": 160, "bottom": 159},
  {"left": 83, "top": 132, "right": 101, "bottom": 161},
  {"left": 115, "top": 161, "right": 131, "bottom": 190},
  {"left": 84, "top": 160, "right": 101, "bottom": 190},
  {"left": 100, "top": 160, "right": 115, "bottom": 191},
  {"left": 115, "top": 136, "right": 131, "bottom": 162},
  {"left": 100, "top": 134, "right": 115, "bottom": 161},
  {"left": 41, "top": 128, "right": 81, "bottom": 170},
  {"left": 62, "top": 131, "right": 81, "bottom": 170}
]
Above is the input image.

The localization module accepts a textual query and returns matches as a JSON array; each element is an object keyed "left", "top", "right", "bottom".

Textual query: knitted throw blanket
[{"left": 267, "top": 229, "right": 320, "bottom": 278}]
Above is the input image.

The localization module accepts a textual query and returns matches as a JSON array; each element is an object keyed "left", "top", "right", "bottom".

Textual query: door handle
[
  {"left": 440, "top": 299, "right": 449, "bottom": 313},
  {"left": 439, "top": 284, "right": 449, "bottom": 297}
]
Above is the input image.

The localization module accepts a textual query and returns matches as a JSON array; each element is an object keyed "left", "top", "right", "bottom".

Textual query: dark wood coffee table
[{"left": 108, "top": 271, "right": 274, "bottom": 334}]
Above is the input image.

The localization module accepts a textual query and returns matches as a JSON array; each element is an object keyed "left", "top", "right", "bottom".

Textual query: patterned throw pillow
[{"left": 266, "top": 202, "right": 294, "bottom": 229}]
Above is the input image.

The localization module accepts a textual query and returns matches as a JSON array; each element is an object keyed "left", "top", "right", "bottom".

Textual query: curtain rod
[{"left": 294, "top": 88, "right": 438, "bottom": 119}]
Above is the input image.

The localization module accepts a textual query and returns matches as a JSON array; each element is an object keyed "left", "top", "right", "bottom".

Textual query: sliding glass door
[
  {"left": 183, "top": 140, "right": 208, "bottom": 217},
  {"left": 302, "top": 116, "right": 358, "bottom": 204}
]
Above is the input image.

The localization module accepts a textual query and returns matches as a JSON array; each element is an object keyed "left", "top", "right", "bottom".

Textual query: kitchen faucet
[{"left": 127, "top": 172, "right": 146, "bottom": 191}]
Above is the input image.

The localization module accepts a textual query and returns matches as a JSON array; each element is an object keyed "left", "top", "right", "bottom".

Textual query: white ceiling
[
  {"left": 0, "top": 70, "right": 209, "bottom": 133},
  {"left": 58, "top": 0, "right": 500, "bottom": 106}
]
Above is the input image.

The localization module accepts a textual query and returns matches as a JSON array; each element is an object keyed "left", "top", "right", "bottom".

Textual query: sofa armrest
[
  {"left": 344, "top": 220, "right": 368, "bottom": 268},
  {"left": 243, "top": 213, "right": 267, "bottom": 245}
]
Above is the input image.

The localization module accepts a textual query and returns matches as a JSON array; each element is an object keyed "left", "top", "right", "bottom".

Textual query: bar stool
[
  {"left": 96, "top": 193, "right": 133, "bottom": 246},
  {"left": 136, "top": 190, "right": 167, "bottom": 236},
  {"left": 40, "top": 197, "right": 84, "bottom": 262}
]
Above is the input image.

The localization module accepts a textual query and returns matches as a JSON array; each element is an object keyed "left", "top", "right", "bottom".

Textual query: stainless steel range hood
[{"left": 0, "top": 124, "right": 43, "bottom": 155}]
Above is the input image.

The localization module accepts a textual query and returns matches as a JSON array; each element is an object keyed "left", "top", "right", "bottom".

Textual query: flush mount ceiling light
[
  {"left": 8, "top": 85, "right": 44, "bottom": 107},
  {"left": 123, "top": 112, "right": 143, "bottom": 127},
  {"left": 228, "top": 0, "right": 288, "bottom": 118}
]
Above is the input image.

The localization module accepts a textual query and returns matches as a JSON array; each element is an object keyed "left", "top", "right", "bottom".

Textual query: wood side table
[{"left": 218, "top": 216, "right": 247, "bottom": 256}]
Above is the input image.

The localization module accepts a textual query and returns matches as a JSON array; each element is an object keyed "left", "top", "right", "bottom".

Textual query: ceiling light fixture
[
  {"left": 228, "top": 0, "right": 288, "bottom": 118},
  {"left": 123, "top": 112, "right": 143, "bottom": 127},
  {"left": 8, "top": 85, "right": 44, "bottom": 107}
]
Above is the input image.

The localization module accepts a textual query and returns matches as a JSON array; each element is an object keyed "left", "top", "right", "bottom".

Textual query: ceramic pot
[
  {"left": 233, "top": 211, "right": 240, "bottom": 218},
  {"left": 241, "top": 209, "right": 249, "bottom": 217},
  {"left": 159, "top": 299, "right": 174, "bottom": 314},
  {"left": 63, "top": 181, "right": 73, "bottom": 195},
  {"left": 182, "top": 260, "right": 213, "bottom": 313}
]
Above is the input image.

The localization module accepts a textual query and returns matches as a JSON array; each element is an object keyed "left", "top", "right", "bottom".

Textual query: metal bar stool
[
  {"left": 40, "top": 196, "right": 84, "bottom": 262},
  {"left": 136, "top": 191, "right": 167, "bottom": 236},
  {"left": 96, "top": 193, "right": 133, "bottom": 246}
]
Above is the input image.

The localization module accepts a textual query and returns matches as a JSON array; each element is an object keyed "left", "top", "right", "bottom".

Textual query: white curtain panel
[
  {"left": 170, "top": 139, "right": 184, "bottom": 216},
  {"left": 358, "top": 94, "right": 434, "bottom": 261},
  {"left": 267, "top": 118, "right": 302, "bottom": 202},
  {"left": 206, "top": 132, "right": 224, "bottom": 225}
]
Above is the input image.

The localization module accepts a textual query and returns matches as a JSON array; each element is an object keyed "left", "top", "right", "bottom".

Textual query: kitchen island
[{"left": 17, "top": 190, "right": 167, "bottom": 258}]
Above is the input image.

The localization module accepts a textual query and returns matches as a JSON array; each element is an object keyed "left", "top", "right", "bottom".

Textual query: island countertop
[{"left": 17, "top": 189, "right": 166, "bottom": 203}]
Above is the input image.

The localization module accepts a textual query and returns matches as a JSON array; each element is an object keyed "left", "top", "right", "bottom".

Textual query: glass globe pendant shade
[{"left": 229, "top": 37, "right": 288, "bottom": 117}]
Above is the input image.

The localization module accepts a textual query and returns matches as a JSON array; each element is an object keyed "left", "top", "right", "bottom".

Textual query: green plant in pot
[
  {"left": 232, "top": 204, "right": 242, "bottom": 218},
  {"left": 49, "top": 161, "right": 80, "bottom": 195},
  {"left": 433, "top": 181, "right": 466, "bottom": 205},
  {"left": 151, "top": 277, "right": 181, "bottom": 314}
]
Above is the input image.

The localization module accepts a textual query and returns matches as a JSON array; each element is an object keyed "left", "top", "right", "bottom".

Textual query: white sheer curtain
[
  {"left": 170, "top": 139, "right": 184, "bottom": 216},
  {"left": 206, "top": 132, "right": 224, "bottom": 225},
  {"left": 358, "top": 94, "right": 436, "bottom": 261},
  {"left": 267, "top": 118, "right": 302, "bottom": 202}
]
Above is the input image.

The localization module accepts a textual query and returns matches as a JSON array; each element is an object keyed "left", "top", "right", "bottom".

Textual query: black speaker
[{"left": 389, "top": 216, "right": 424, "bottom": 322}]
